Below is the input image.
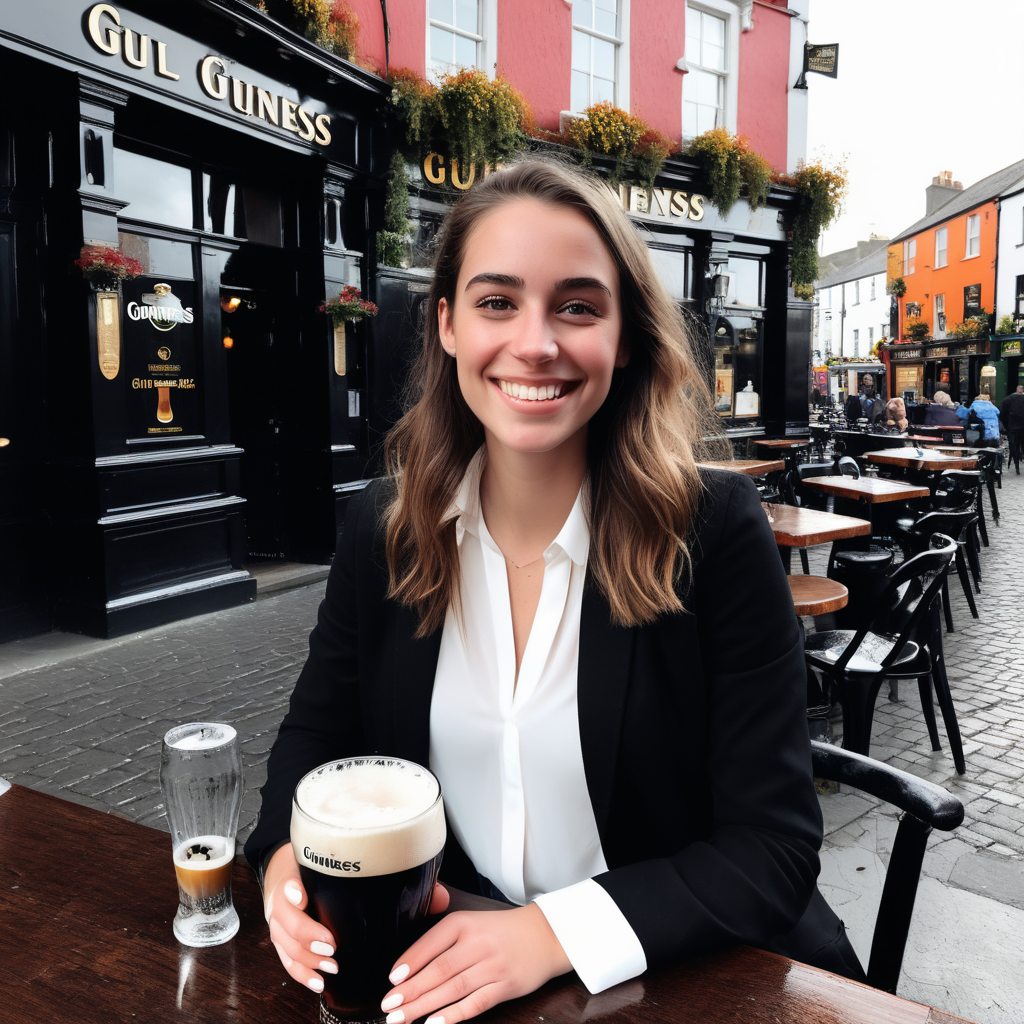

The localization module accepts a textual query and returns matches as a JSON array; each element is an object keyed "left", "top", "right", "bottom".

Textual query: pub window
[
  {"left": 935, "top": 225, "right": 947, "bottom": 268},
  {"left": 571, "top": 0, "right": 620, "bottom": 113},
  {"left": 868, "top": 326, "right": 874, "bottom": 346},
  {"left": 203, "top": 173, "right": 283, "bottom": 247},
  {"left": 428, "top": 0, "right": 483, "bottom": 78},
  {"left": 114, "top": 145, "right": 194, "bottom": 230},
  {"left": 935, "top": 293, "right": 946, "bottom": 337},
  {"left": 964, "top": 283, "right": 981, "bottom": 319},
  {"left": 648, "top": 246, "right": 692, "bottom": 304},
  {"left": 853, "top": 328, "right": 860, "bottom": 357},
  {"left": 853, "top": 280, "right": 860, "bottom": 305},
  {"left": 724, "top": 256, "right": 763, "bottom": 308},
  {"left": 683, "top": 7, "right": 727, "bottom": 137},
  {"left": 965, "top": 213, "right": 980, "bottom": 258},
  {"left": 902, "top": 238, "right": 916, "bottom": 275},
  {"left": 870, "top": 276, "right": 876, "bottom": 301}
]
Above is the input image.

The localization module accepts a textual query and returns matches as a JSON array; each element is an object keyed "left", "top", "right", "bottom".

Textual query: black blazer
[{"left": 246, "top": 468, "right": 834, "bottom": 973}]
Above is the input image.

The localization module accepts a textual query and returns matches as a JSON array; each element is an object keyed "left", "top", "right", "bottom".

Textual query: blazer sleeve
[
  {"left": 243, "top": 481, "right": 378, "bottom": 874},
  {"left": 594, "top": 471, "right": 821, "bottom": 969}
]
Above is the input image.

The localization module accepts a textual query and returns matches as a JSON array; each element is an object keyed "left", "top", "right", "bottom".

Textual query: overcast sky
[{"left": 806, "top": 0, "right": 1024, "bottom": 256}]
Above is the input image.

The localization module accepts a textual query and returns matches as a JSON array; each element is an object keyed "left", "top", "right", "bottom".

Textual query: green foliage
[
  {"left": 996, "top": 313, "right": 1017, "bottom": 335},
  {"left": 888, "top": 276, "right": 907, "bottom": 298},
  {"left": 388, "top": 69, "right": 436, "bottom": 158},
  {"left": 260, "top": 0, "right": 331, "bottom": 44},
  {"left": 685, "top": 127, "right": 742, "bottom": 216},
  {"left": 739, "top": 147, "right": 773, "bottom": 212},
  {"left": 324, "top": 0, "right": 359, "bottom": 60},
  {"left": 793, "top": 282, "right": 815, "bottom": 301},
  {"left": 378, "top": 150, "right": 410, "bottom": 267},
  {"left": 903, "top": 317, "right": 930, "bottom": 341},
  {"left": 631, "top": 127, "right": 674, "bottom": 190},
  {"left": 780, "top": 159, "right": 849, "bottom": 287},
  {"left": 949, "top": 313, "right": 989, "bottom": 340}
]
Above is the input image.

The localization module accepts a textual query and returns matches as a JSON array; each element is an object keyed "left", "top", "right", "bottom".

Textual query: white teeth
[{"left": 497, "top": 380, "right": 568, "bottom": 400}]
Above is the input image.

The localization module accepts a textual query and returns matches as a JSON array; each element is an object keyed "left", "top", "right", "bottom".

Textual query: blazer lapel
[
  {"left": 390, "top": 604, "right": 443, "bottom": 768},
  {"left": 577, "top": 583, "right": 635, "bottom": 848}
]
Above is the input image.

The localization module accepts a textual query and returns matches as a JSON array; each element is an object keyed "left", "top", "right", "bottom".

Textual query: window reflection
[
  {"left": 118, "top": 232, "right": 193, "bottom": 279},
  {"left": 114, "top": 146, "right": 193, "bottom": 229},
  {"left": 726, "top": 257, "right": 763, "bottom": 308},
  {"left": 203, "top": 173, "right": 283, "bottom": 247},
  {"left": 648, "top": 247, "right": 691, "bottom": 303}
]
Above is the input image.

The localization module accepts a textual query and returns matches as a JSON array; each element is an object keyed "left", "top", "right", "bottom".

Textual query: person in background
[
  {"left": 1000, "top": 384, "right": 1024, "bottom": 473},
  {"left": 882, "top": 397, "right": 908, "bottom": 433},
  {"left": 843, "top": 373, "right": 884, "bottom": 425},
  {"left": 964, "top": 392, "right": 1001, "bottom": 448},
  {"left": 923, "top": 390, "right": 962, "bottom": 426}
]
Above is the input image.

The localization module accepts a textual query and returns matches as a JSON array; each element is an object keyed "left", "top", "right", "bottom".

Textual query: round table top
[{"left": 788, "top": 575, "right": 849, "bottom": 615}]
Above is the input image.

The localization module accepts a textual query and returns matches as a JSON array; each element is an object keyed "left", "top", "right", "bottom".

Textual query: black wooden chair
[
  {"left": 805, "top": 536, "right": 965, "bottom": 773},
  {"left": 811, "top": 741, "right": 964, "bottom": 993}
]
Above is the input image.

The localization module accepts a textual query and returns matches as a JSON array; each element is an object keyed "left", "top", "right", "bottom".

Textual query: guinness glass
[{"left": 291, "top": 758, "right": 446, "bottom": 1024}]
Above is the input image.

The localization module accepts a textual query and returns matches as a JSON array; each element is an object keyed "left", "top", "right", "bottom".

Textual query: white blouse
[{"left": 428, "top": 451, "right": 647, "bottom": 993}]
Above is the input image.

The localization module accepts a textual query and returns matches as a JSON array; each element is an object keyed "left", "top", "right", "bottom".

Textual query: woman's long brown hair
[{"left": 383, "top": 159, "right": 722, "bottom": 636}]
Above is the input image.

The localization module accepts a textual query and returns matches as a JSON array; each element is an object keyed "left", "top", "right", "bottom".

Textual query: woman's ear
[{"left": 438, "top": 297, "right": 457, "bottom": 357}]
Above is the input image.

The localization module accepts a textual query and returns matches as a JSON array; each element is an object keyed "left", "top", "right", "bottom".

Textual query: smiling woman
[{"left": 246, "top": 159, "right": 865, "bottom": 1024}]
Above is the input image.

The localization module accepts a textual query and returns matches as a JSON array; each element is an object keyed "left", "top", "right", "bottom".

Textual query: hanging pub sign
[
  {"left": 794, "top": 43, "right": 838, "bottom": 89},
  {"left": 123, "top": 278, "right": 200, "bottom": 438}
]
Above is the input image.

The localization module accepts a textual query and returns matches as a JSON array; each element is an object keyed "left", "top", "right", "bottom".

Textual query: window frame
[
  {"left": 569, "top": 0, "right": 630, "bottom": 115},
  {"left": 426, "top": 0, "right": 497, "bottom": 81},
  {"left": 903, "top": 238, "right": 916, "bottom": 276},
  {"left": 682, "top": 0, "right": 738, "bottom": 139},
  {"left": 965, "top": 213, "right": 980, "bottom": 259},
  {"left": 935, "top": 225, "right": 947, "bottom": 268},
  {"left": 934, "top": 293, "right": 946, "bottom": 339},
  {"left": 853, "top": 279, "right": 860, "bottom": 305},
  {"left": 870, "top": 276, "right": 876, "bottom": 301},
  {"left": 853, "top": 327, "right": 860, "bottom": 357}
]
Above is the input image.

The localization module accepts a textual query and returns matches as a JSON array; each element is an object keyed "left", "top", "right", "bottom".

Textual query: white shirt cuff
[{"left": 533, "top": 879, "right": 647, "bottom": 994}]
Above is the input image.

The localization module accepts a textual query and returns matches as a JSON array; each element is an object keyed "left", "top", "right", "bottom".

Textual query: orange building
[{"left": 883, "top": 168, "right": 1011, "bottom": 403}]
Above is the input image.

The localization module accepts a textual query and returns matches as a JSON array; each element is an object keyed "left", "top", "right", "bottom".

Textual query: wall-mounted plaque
[
  {"left": 334, "top": 324, "right": 347, "bottom": 376},
  {"left": 96, "top": 291, "right": 121, "bottom": 380}
]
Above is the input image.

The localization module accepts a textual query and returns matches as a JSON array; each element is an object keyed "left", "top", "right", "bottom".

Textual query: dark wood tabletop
[
  {"left": 788, "top": 575, "right": 849, "bottom": 616},
  {"left": 803, "top": 476, "right": 931, "bottom": 503},
  {"left": 765, "top": 503, "right": 872, "bottom": 547},
  {"left": 0, "top": 783, "right": 975, "bottom": 1024},
  {"left": 863, "top": 450, "right": 978, "bottom": 472},
  {"left": 700, "top": 458, "right": 785, "bottom": 476},
  {"left": 751, "top": 438, "right": 811, "bottom": 449}
]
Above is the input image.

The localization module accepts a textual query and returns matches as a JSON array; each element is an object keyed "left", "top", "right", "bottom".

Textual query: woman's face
[{"left": 438, "top": 198, "right": 627, "bottom": 458}]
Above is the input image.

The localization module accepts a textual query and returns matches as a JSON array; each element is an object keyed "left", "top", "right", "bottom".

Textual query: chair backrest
[
  {"left": 836, "top": 456, "right": 860, "bottom": 479},
  {"left": 811, "top": 741, "right": 964, "bottom": 993},
  {"left": 910, "top": 509, "right": 976, "bottom": 542},
  {"left": 831, "top": 535, "right": 956, "bottom": 674}
]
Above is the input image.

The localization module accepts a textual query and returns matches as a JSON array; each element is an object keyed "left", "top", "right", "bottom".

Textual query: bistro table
[
  {"left": 802, "top": 476, "right": 931, "bottom": 529},
  {"left": 0, "top": 782, "right": 975, "bottom": 1024},
  {"left": 766, "top": 502, "right": 872, "bottom": 573},
  {"left": 700, "top": 458, "right": 785, "bottom": 476},
  {"left": 863, "top": 449, "right": 978, "bottom": 473},
  {"left": 751, "top": 438, "right": 811, "bottom": 450},
  {"left": 788, "top": 574, "right": 849, "bottom": 615}
]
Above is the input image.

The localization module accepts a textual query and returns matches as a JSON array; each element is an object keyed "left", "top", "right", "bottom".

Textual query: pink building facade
[{"left": 346, "top": 0, "right": 808, "bottom": 171}]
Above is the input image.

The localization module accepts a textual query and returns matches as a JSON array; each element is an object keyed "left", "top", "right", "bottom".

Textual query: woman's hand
[
  {"left": 262, "top": 844, "right": 451, "bottom": 995},
  {"left": 262, "top": 843, "right": 340, "bottom": 995},
  {"left": 378, "top": 904, "right": 572, "bottom": 1024}
]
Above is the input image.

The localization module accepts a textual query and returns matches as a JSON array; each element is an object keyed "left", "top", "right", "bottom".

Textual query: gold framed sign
[
  {"left": 334, "top": 324, "right": 347, "bottom": 376},
  {"left": 97, "top": 290, "right": 121, "bottom": 380}
]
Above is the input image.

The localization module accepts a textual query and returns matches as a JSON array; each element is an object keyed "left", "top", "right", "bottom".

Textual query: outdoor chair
[
  {"left": 934, "top": 470, "right": 988, "bottom": 548},
  {"left": 811, "top": 740, "right": 964, "bottom": 993},
  {"left": 805, "top": 535, "right": 965, "bottom": 773}
]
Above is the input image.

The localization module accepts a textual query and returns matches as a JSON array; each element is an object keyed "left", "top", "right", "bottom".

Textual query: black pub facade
[{"left": 1, "top": 1, "right": 812, "bottom": 643}]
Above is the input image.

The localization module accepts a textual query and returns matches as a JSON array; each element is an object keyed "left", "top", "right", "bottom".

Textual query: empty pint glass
[
  {"left": 159, "top": 722, "right": 243, "bottom": 947},
  {"left": 291, "top": 758, "right": 446, "bottom": 1024}
]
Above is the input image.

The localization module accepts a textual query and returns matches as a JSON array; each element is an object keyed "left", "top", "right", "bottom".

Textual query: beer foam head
[
  {"left": 292, "top": 759, "right": 445, "bottom": 878},
  {"left": 164, "top": 723, "right": 237, "bottom": 751}
]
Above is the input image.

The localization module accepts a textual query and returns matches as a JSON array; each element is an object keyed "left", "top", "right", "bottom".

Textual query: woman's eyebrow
[
  {"left": 554, "top": 276, "right": 612, "bottom": 296},
  {"left": 464, "top": 272, "right": 524, "bottom": 291}
]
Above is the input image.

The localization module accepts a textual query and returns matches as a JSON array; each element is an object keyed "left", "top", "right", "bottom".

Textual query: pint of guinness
[{"left": 291, "top": 758, "right": 446, "bottom": 1024}]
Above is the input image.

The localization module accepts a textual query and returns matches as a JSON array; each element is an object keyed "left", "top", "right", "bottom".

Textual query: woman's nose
[{"left": 508, "top": 307, "right": 559, "bottom": 364}]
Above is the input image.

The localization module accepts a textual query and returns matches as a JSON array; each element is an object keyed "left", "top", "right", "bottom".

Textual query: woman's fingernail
[
  {"left": 389, "top": 964, "right": 410, "bottom": 984},
  {"left": 381, "top": 993, "right": 404, "bottom": 1011},
  {"left": 284, "top": 881, "right": 303, "bottom": 906},
  {"left": 385, "top": 1012, "right": 405, "bottom": 1024},
  {"left": 319, "top": 961, "right": 338, "bottom": 974},
  {"left": 310, "top": 940, "right": 335, "bottom": 957},
  {"left": 307, "top": 976, "right": 325, "bottom": 993},
  {"left": 425, "top": 1016, "right": 445, "bottom": 1024}
]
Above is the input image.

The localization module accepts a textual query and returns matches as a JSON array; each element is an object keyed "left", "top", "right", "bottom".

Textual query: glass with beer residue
[{"left": 159, "top": 722, "right": 243, "bottom": 947}]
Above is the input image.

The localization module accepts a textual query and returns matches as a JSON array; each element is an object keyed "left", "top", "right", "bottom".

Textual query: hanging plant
[
  {"left": 778, "top": 158, "right": 848, "bottom": 288},
  {"left": 888, "top": 276, "right": 907, "bottom": 298},
  {"left": 567, "top": 102, "right": 646, "bottom": 181},
  {"left": 996, "top": 313, "right": 1017, "bottom": 336},
  {"left": 903, "top": 317, "right": 930, "bottom": 342},
  {"left": 949, "top": 314, "right": 988, "bottom": 340},
  {"left": 685, "top": 127, "right": 742, "bottom": 216},
  {"left": 738, "top": 144, "right": 773, "bottom": 211},
  {"left": 324, "top": 0, "right": 359, "bottom": 60},
  {"left": 388, "top": 67, "right": 437, "bottom": 159},
  {"left": 793, "top": 282, "right": 815, "bottom": 301},
  {"left": 74, "top": 245, "right": 144, "bottom": 290},
  {"left": 630, "top": 127, "right": 675, "bottom": 190},
  {"left": 259, "top": 0, "right": 331, "bottom": 45},
  {"left": 320, "top": 285, "right": 378, "bottom": 327},
  {"left": 378, "top": 150, "right": 411, "bottom": 267},
  {"left": 433, "top": 68, "right": 531, "bottom": 171}
]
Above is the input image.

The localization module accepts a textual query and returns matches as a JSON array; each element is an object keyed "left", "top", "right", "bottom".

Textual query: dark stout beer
[{"left": 291, "top": 758, "right": 445, "bottom": 1024}]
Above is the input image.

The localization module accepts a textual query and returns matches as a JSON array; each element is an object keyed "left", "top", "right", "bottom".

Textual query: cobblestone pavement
[{"left": 2, "top": 463, "right": 1024, "bottom": 1021}]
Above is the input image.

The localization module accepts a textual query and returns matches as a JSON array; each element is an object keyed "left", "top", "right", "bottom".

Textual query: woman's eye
[
  {"left": 477, "top": 295, "right": 513, "bottom": 311},
  {"left": 560, "top": 301, "right": 601, "bottom": 317}
]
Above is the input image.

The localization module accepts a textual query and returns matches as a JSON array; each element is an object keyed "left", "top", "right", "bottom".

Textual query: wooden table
[
  {"left": 0, "top": 783, "right": 975, "bottom": 1024},
  {"left": 863, "top": 450, "right": 978, "bottom": 472},
  {"left": 700, "top": 459, "right": 785, "bottom": 476},
  {"left": 751, "top": 438, "right": 811, "bottom": 449},
  {"left": 766, "top": 503, "right": 872, "bottom": 548},
  {"left": 789, "top": 575, "right": 849, "bottom": 615},
  {"left": 803, "top": 476, "right": 931, "bottom": 504}
]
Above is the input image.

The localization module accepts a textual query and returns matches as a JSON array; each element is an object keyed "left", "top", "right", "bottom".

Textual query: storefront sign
[
  {"left": 123, "top": 278, "right": 200, "bottom": 437},
  {"left": 83, "top": 4, "right": 333, "bottom": 148},
  {"left": 891, "top": 346, "right": 924, "bottom": 360},
  {"left": 1002, "top": 340, "right": 1022, "bottom": 358},
  {"left": 804, "top": 43, "right": 839, "bottom": 78},
  {"left": 931, "top": 346, "right": 949, "bottom": 358},
  {"left": 618, "top": 185, "right": 706, "bottom": 222},
  {"left": 96, "top": 291, "right": 121, "bottom": 380},
  {"left": 422, "top": 153, "right": 478, "bottom": 191}
]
